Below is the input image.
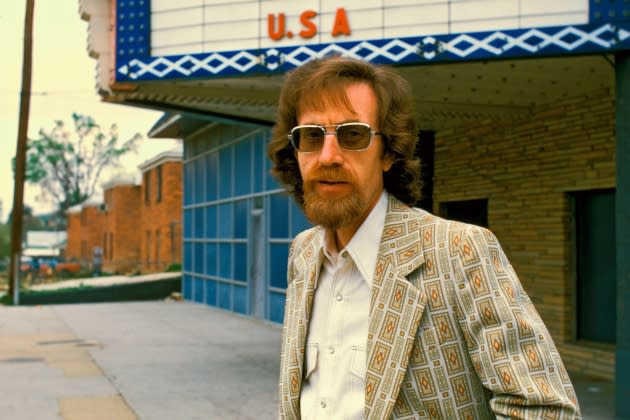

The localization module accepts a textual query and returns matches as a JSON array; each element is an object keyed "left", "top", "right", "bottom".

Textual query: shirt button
[
  {"left": 328, "top": 346, "right": 335, "bottom": 355},
  {"left": 336, "top": 294, "right": 343, "bottom": 302},
  {"left": 320, "top": 401, "right": 327, "bottom": 408}
]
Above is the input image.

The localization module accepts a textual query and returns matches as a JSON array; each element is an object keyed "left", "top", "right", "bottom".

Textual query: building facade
[
  {"left": 139, "top": 150, "right": 184, "bottom": 272},
  {"left": 65, "top": 151, "right": 184, "bottom": 274},
  {"left": 65, "top": 208, "right": 82, "bottom": 261},
  {"left": 79, "top": 0, "right": 630, "bottom": 413},
  {"left": 65, "top": 202, "right": 104, "bottom": 266},
  {"left": 101, "top": 178, "right": 141, "bottom": 274}
]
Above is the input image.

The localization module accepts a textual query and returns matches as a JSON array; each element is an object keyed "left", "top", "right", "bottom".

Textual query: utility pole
[{"left": 8, "top": 0, "right": 35, "bottom": 304}]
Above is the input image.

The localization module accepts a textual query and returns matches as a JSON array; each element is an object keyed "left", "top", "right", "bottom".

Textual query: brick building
[
  {"left": 65, "top": 207, "right": 82, "bottom": 261},
  {"left": 138, "top": 149, "right": 183, "bottom": 272},
  {"left": 65, "top": 201, "right": 104, "bottom": 266},
  {"left": 100, "top": 175, "right": 141, "bottom": 274},
  {"left": 65, "top": 150, "right": 183, "bottom": 274},
  {"left": 434, "top": 88, "right": 616, "bottom": 380}
]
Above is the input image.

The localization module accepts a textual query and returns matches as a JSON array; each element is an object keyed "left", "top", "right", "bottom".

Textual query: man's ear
[{"left": 382, "top": 152, "right": 395, "bottom": 172}]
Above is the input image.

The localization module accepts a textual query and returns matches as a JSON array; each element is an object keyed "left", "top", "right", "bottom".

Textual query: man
[{"left": 268, "top": 56, "right": 580, "bottom": 419}]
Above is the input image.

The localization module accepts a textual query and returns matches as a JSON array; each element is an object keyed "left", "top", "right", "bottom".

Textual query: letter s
[{"left": 299, "top": 10, "right": 317, "bottom": 39}]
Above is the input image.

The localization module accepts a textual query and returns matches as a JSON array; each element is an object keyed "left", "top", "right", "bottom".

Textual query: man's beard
[{"left": 301, "top": 168, "right": 365, "bottom": 230}]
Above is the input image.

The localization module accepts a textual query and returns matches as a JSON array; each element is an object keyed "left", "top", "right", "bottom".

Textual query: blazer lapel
[
  {"left": 365, "top": 196, "right": 428, "bottom": 419},
  {"left": 285, "top": 228, "right": 324, "bottom": 408}
]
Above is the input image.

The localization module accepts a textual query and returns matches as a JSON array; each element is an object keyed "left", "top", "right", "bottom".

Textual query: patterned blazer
[{"left": 278, "top": 195, "right": 580, "bottom": 419}]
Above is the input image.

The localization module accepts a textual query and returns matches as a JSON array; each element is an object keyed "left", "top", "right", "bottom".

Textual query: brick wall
[
  {"left": 79, "top": 206, "right": 105, "bottom": 266},
  {"left": 139, "top": 161, "right": 183, "bottom": 272},
  {"left": 102, "top": 184, "right": 142, "bottom": 274},
  {"left": 433, "top": 88, "right": 615, "bottom": 380},
  {"left": 65, "top": 212, "right": 81, "bottom": 260}
]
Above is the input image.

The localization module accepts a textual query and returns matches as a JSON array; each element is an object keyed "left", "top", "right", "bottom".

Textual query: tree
[
  {"left": 14, "top": 113, "right": 141, "bottom": 223},
  {"left": 7, "top": 205, "right": 44, "bottom": 232}
]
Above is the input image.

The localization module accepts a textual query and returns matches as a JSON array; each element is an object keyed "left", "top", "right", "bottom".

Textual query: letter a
[{"left": 331, "top": 7, "right": 351, "bottom": 37}]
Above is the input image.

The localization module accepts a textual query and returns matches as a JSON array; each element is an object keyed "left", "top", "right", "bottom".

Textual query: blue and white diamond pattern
[
  {"left": 119, "top": 51, "right": 260, "bottom": 79},
  {"left": 117, "top": 24, "right": 630, "bottom": 81}
]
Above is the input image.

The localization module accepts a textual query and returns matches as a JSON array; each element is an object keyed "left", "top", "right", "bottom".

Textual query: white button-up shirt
[{"left": 300, "top": 192, "right": 388, "bottom": 420}]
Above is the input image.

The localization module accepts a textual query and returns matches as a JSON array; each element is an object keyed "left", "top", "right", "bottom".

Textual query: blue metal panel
[
  {"left": 234, "top": 201, "right": 248, "bottom": 239},
  {"left": 270, "top": 194, "right": 289, "bottom": 238},
  {"left": 205, "top": 279, "right": 217, "bottom": 306},
  {"left": 204, "top": 243, "right": 217, "bottom": 276},
  {"left": 115, "top": 0, "right": 151, "bottom": 60},
  {"left": 181, "top": 121, "right": 284, "bottom": 323},
  {"left": 193, "top": 277, "right": 204, "bottom": 303},
  {"left": 290, "top": 201, "right": 311, "bottom": 237},
  {"left": 219, "top": 204, "right": 233, "bottom": 238},
  {"left": 591, "top": 0, "right": 630, "bottom": 23},
  {"left": 183, "top": 275, "right": 193, "bottom": 300},
  {"left": 234, "top": 244, "right": 247, "bottom": 281},
  {"left": 269, "top": 291, "right": 286, "bottom": 324},
  {"left": 269, "top": 244, "right": 288, "bottom": 289},
  {"left": 218, "top": 283, "right": 231, "bottom": 310},
  {"left": 233, "top": 285, "right": 247, "bottom": 315},
  {"left": 183, "top": 242, "right": 192, "bottom": 272},
  {"left": 219, "top": 243, "right": 231, "bottom": 279}
]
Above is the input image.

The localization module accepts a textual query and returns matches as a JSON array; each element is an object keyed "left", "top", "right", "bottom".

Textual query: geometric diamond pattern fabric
[{"left": 278, "top": 195, "right": 580, "bottom": 419}]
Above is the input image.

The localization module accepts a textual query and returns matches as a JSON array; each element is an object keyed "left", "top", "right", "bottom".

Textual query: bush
[{"left": 165, "top": 263, "right": 182, "bottom": 272}]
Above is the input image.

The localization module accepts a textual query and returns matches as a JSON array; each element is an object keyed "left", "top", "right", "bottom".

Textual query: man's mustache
[{"left": 303, "top": 167, "right": 353, "bottom": 183}]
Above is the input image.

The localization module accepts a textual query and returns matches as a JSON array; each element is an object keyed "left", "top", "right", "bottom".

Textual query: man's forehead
[{"left": 297, "top": 87, "right": 356, "bottom": 117}]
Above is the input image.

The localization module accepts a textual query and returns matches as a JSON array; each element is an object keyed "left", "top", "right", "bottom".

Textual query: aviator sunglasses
[{"left": 288, "top": 122, "right": 382, "bottom": 153}]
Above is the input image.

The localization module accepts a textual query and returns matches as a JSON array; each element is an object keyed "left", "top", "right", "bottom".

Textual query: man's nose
[{"left": 317, "top": 132, "right": 344, "bottom": 165}]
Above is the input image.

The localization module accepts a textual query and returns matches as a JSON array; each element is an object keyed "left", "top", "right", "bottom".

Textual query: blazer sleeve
[
  {"left": 452, "top": 224, "right": 581, "bottom": 419},
  {"left": 278, "top": 238, "right": 298, "bottom": 420}
]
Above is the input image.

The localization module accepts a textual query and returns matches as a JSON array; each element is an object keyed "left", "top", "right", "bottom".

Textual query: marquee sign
[{"left": 114, "top": 0, "right": 630, "bottom": 81}]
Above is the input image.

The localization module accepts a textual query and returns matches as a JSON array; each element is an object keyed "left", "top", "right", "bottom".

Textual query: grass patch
[{"left": 0, "top": 277, "right": 180, "bottom": 306}]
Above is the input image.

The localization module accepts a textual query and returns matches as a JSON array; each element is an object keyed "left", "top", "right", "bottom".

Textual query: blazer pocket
[
  {"left": 349, "top": 345, "right": 367, "bottom": 396},
  {"left": 304, "top": 343, "right": 319, "bottom": 381}
]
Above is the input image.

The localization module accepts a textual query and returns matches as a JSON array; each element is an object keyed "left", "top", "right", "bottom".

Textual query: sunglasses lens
[
  {"left": 293, "top": 126, "right": 324, "bottom": 152},
  {"left": 337, "top": 124, "right": 371, "bottom": 150}
]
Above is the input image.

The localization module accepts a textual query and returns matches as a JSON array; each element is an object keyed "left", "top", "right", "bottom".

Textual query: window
[
  {"left": 155, "top": 229, "right": 161, "bottom": 268},
  {"left": 103, "top": 233, "right": 108, "bottom": 259},
  {"left": 573, "top": 189, "right": 616, "bottom": 344},
  {"left": 109, "top": 232, "right": 114, "bottom": 261},
  {"left": 80, "top": 241, "right": 87, "bottom": 260},
  {"left": 439, "top": 199, "right": 488, "bottom": 228},
  {"left": 146, "top": 230, "right": 152, "bottom": 266},
  {"left": 144, "top": 170, "right": 151, "bottom": 204},
  {"left": 156, "top": 166, "right": 162, "bottom": 203}
]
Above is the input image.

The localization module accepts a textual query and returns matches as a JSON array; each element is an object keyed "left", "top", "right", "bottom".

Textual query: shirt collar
[{"left": 322, "top": 191, "right": 388, "bottom": 288}]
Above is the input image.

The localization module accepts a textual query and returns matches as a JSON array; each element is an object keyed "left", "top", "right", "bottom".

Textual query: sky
[{"left": 0, "top": 1, "right": 179, "bottom": 223}]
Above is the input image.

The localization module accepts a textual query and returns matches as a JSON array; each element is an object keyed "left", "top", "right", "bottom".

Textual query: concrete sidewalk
[
  {"left": 0, "top": 301, "right": 618, "bottom": 419},
  {"left": 0, "top": 301, "right": 281, "bottom": 419}
]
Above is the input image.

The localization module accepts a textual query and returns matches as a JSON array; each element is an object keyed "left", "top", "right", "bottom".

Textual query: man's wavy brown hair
[{"left": 268, "top": 56, "right": 422, "bottom": 207}]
